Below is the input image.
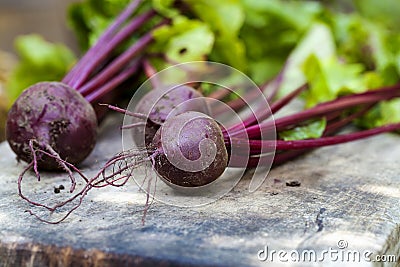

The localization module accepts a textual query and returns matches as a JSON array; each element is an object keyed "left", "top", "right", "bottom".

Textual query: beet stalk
[{"left": 225, "top": 83, "right": 400, "bottom": 167}]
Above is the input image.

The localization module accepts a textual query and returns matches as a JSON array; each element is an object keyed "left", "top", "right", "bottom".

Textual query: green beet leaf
[
  {"left": 6, "top": 35, "right": 76, "bottom": 102},
  {"left": 151, "top": 16, "right": 214, "bottom": 63},
  {"left": 279, "top": 118, "right": 327, "bottom": 141},
  {"left": 301, "top": 54, "right": 367, "bottom": 107}
]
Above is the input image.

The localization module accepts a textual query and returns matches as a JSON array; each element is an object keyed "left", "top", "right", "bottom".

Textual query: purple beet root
[
  {"left": 6, "top": 82, "right": 97, "bottom": 170},
  {"left": 151, "top": 111, "right": 228, "bottom": 187},
  {"left": 131, "top": 85, "right": 210, "bottom": 147}
]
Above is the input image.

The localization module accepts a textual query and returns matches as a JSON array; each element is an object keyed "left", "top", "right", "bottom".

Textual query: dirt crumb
[{"left": 286, "top": 180, "right": 301, "bottom": 187}]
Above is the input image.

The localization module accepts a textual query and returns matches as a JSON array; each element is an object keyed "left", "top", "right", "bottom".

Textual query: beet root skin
[
  {"left": 132, "top": 85, "right": 210, "bottom": 147},
  {"left": 6, "top": 82, "right": 98, "bottom": 170},
  {"left": 151, "top": 111, "right": 228, "bottom": 187}
]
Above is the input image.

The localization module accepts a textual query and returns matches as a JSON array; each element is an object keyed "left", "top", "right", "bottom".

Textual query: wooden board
[{"left": 0, "top": 115, "right": 399, "bottom": 267}]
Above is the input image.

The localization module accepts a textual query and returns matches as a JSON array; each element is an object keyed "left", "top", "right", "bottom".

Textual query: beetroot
[
  {"left": 130, "top": 85, "right": 210, "bottom": 147},
  {"left": 7, "top": 82, "right": 97, "bottom": 170},
  {"left": 7, "top": 1, "right": 161, "bottom": 171},
  {"left": 151, "top": 111, "right": 228, "bottom": 187}
]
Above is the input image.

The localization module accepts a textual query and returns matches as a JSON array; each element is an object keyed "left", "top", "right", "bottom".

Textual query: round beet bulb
[
  {"left": 131, "top": 85, "right": 210, "bottom": 147},
  {"left": 6, "top": 82, "right": 98, "bottom": 170},
  {"left": 151, "top": 111, "right": 228, "bottom": 187}
]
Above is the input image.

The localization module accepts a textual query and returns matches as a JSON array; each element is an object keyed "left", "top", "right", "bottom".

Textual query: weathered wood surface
[{"left": 0, "top": 115, "right": 399, "bottom": 267}]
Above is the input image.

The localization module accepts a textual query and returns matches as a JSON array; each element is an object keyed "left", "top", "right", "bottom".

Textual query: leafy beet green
[{"left": 6, "top": 35, "right": 76, "bottom": 103}]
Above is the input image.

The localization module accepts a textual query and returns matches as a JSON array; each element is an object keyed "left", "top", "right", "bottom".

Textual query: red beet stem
[
  {"left": 323, "top": 104, "right": 374, "bottom": 135},
  {"left": 63, "top": 0, "right": 144, "bottom": 85},
  {"left": 70, "top": 10, "right": 156, "bottom": 90},
  {"left": 229, "top": 122, "right": 400, "bottom": 153},
  {"left": 276, "top": 122, "right": 400, "bottom": 148},
  {"left": 242, "top": 85, "right": 400, "bottom": 139},
  {"left": 226, "top": 84, "right": 308, "bottom": 135},
  {"left": 230, "top": 103, "right": 377, "bottom": 167},
  {"left": 78, "top": 31, "right": 155, "bottom": 98},
  {"left": 85, "top": 58, "right": 143, "bottom": 103}
]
